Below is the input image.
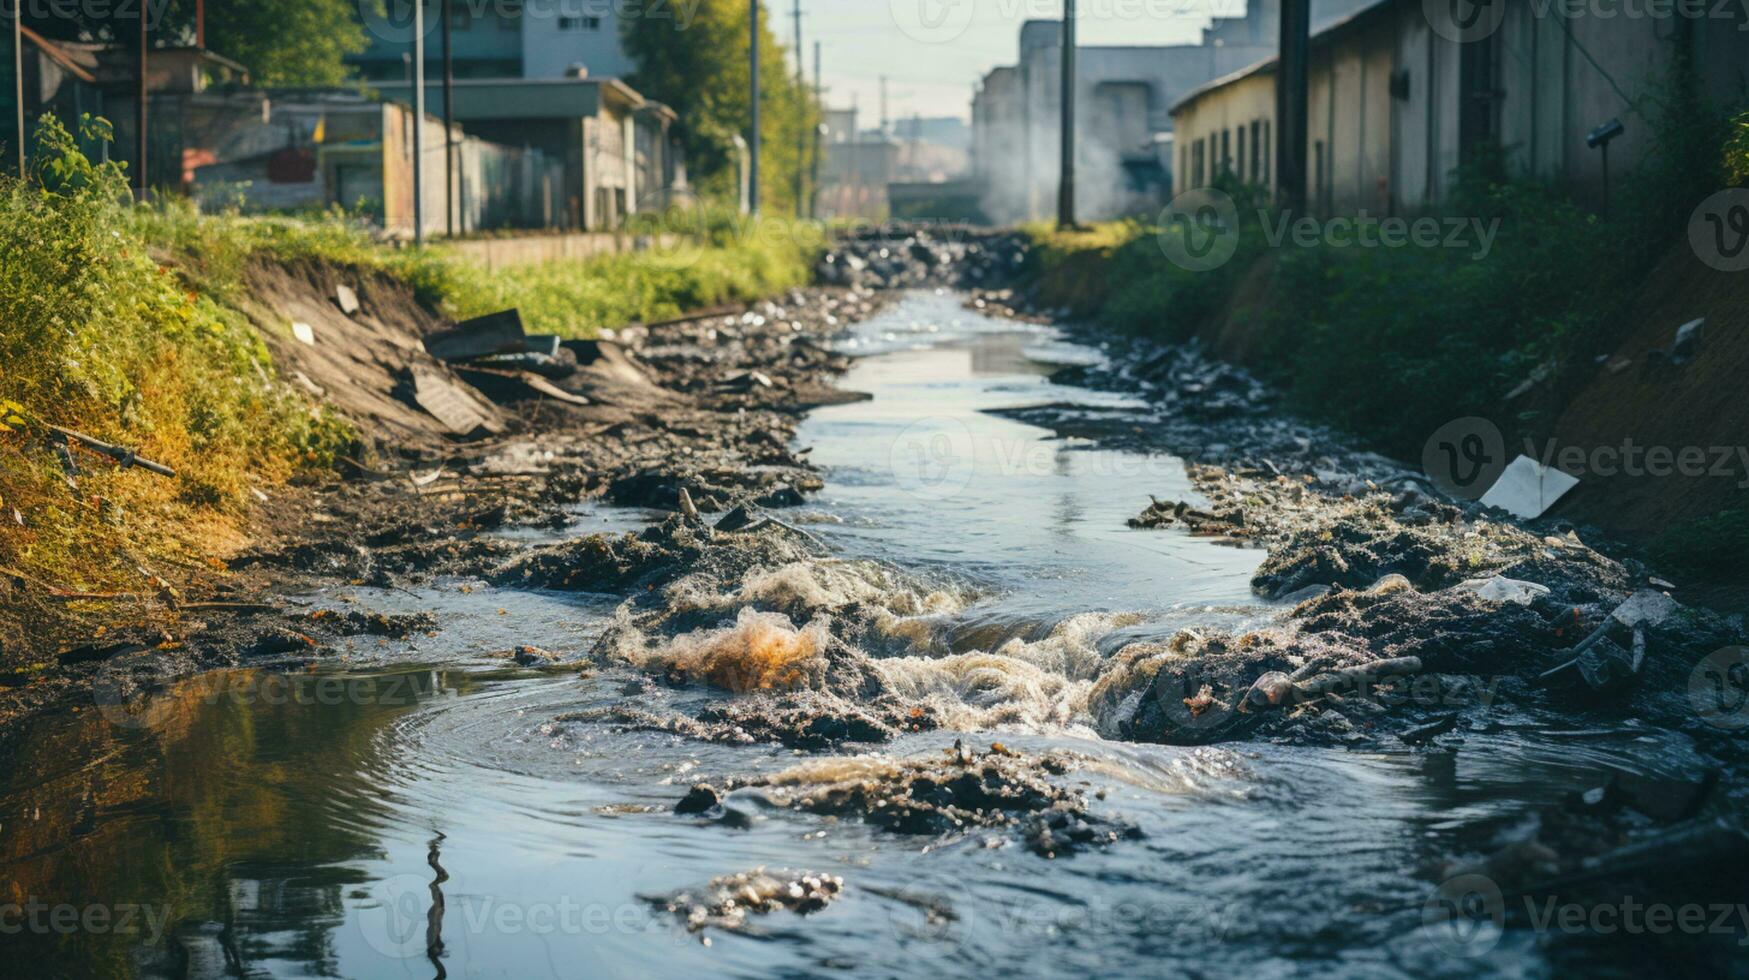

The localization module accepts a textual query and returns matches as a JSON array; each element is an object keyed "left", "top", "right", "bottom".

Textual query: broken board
[
  {"left": 424, "top": 309, "right": 527, "bottom": 361},
  {"left": 410, "top": 365, "right": 505, "bottom": 437}
]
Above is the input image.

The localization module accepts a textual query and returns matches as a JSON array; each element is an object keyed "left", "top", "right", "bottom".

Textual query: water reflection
[{"left": 0, "top": 667, "right": 461, "bottom": 977}]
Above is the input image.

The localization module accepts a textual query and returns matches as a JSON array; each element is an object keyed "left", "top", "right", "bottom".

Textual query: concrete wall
[{"left": 444, "top": 230, "right": 681, "bottom": 271}]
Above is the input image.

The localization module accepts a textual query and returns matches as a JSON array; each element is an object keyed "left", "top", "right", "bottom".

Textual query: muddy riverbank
[{"left": 3, "top": 231, "right": 1747, "bottom": 977}]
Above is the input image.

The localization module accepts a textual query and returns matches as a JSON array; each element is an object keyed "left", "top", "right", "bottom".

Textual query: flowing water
[{"left": 0, "top": 292, "right": 1715, "bottom": 978}]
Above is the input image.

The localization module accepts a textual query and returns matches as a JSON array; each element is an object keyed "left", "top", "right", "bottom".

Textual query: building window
[
  {"left": 1220, "top": 129, "right": 1230, "bottom": 177},
  {"left": 558, "top": 15, "right": 602, "bottom": 31},
  {"left": 1236, "top": 126, "right": 1246, "bottom": 182}
]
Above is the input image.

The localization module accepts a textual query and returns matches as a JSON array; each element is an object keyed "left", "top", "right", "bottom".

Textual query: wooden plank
[
  {"left": 424, "top": 309, "right": 526, "bottom": 361},
  {"left": 410, "top": 366, "right": 503, "bottom": 436}
]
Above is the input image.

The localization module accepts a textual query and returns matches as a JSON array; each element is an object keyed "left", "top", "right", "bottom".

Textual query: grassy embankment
[
  {"left": 0, "top": 117, "right": 816, "bottom": 667},
  {"left": 1024, "top": 101, "right": 1748, "bottom": 579}
]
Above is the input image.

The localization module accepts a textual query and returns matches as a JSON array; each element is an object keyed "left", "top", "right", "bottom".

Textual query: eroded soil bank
[{"left": 2, "top": 228, "right": 1746, "bottom": 978}]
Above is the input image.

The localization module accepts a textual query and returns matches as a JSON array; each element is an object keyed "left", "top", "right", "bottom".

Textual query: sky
[{"left": 794, "top": 0, "right": 1245, "bottom": 124}]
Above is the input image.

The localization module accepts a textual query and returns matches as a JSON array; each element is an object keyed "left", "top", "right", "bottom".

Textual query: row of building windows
[
  {"left": 1180, "top": 119, "right": 1271, "bottom": 192},
  {"left": 440, "top": 3, "right": 602, "bottom": 31}
]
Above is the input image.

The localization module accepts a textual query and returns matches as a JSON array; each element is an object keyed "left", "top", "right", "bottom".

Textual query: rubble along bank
[
  {"left": 958, "top": 284, "right": 1744, "bottom": 748},
  {"left": 1018, "top": 212, "right": 1749, "bottom": 599},
  {"left": 0, "top": 269, "right": 888, "bottom": 743}
]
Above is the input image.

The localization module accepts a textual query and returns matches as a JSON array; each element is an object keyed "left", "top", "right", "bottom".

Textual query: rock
[
  {"left": 513, "top": 645, "right": 560, "bottom": 666},
  {"left": 334, "top": 284, "right": 360, "bottom": 316},
  {"left": 1671, "top": 317, "right": 1704, "bottom": 360},
  {"left": 674, "top": 783, "right": 722, "bottom": 815}
]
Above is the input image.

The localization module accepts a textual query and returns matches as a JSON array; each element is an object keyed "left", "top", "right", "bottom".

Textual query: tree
[
  {"left": 170, "top": 0, "right": 372, "bottom": 88},
  {"left": 622, "top": 0, "right": 818, "bottom": 215},
  {"left": 24, "top": 0, "right": 370, "bottom": 89}
]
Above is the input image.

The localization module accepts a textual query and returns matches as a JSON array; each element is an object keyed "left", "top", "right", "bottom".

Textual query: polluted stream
[{"left": 0, "top": 291, "right": 1733, "bottom": 978}]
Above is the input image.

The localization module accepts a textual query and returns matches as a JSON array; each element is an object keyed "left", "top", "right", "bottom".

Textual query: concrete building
[
  {"left": 357, "top": 1, "right": 683, "bottom": 229},
  {"left": 970, "top": 0, "right": 1376, "bottom": 223},
  {"left": 352, "top": 0, "right": 636, "bottom": 82},
  {"left": 376, "top": 75, "right": 676, "bottom": 229},
  {"left": 190, "top": 95, "right": 567, "bottom": 236},
  {"left": 1171, "top": 0, "right": 1749, "bottom": 213}
]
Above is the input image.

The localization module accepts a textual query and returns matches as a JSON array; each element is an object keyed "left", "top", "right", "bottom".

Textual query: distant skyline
[{"left": 794, "top": 0, "right": 1244, "bottom": 125}]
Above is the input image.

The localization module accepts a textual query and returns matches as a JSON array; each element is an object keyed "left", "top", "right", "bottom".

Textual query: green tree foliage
[
  {"left": 165, "top": 0, "right": 371, "bottom": 87},
  {"left": 622, "top": 0, "right": 818, "bottom": 214},
  {"left": 22, "top": 0, "right": 367, "bottom": 88}
]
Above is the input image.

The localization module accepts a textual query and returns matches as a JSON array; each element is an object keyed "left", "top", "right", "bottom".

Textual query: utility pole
[
  {"left": 792, "top": 0, "right": 804, "bottom": 215},
  {"left": 810, "top": 40, "right": 822, "bottom": 219},
  {"left": 749, "top": 0, "right": 760, "bottom": 215},
  {"left": 441, "top": 0, "right": 455, "bottom": 236},
  {"left": 413, "top": 0, "right": 426, "bottom": 242},
  {"left": 8, "top": 0, "right": 23, "bottom": 177},
  {"left": 135, "top": 0, "right": 148, "bottom": 199},
  {"left": 1056, "top": 0, "right": 1076, "bottom": 230},
  {"left": 1275, "top": 0, "right": 1310, "bottom": 213}
]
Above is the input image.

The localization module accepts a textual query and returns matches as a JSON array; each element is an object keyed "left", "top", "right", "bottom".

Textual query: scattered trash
[
  {"left": 1398, "top": 713, "right": 1461, "bottom": 746},
  {"left": 1478, "top": 455, "right": 1580, "bottom": 519},
  {"left": 1610, "top": 588, "right": 1679, "bottom": 628},
  {"left": 334, "top": 284, "right": 360, "bottom": 316},
  {"left": 291, "top": 321, "right": 315, "bottom": 345},
  {"left": 1456, "top": 575, "right": 1551, "bottom": 606}
]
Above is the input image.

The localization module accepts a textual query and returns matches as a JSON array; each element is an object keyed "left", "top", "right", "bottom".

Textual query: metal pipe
[
  {"left": 442, "top": 0, "right": 455, "bottom": 236},
  {"left": 1056, "top": 0, "right": 1075, "bottom": 230},
  {"left": 1275, "top": 0, "right": 1310, "bottom": 213},
  {"left": 810, "top": 40, "right": 821, "bottom": 219},
  {"left": 749, "top": 0, "right": 760, "bottom": 216},
  {"left": 136, "top": 0, "right": 147, "bottom": 199},
  {"left": 10, "top": 0, "right": 23, "bottom": 177},
  {"left": 413, "top": 0, "right": 426, "bottom": 243},
  {"left": 792, "top": 0, "right": 803, "bottom": 215}
]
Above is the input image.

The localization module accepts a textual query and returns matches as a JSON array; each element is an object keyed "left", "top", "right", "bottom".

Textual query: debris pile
[{"left": 815, "top": 227, "right": 1029, "bottom": 290}]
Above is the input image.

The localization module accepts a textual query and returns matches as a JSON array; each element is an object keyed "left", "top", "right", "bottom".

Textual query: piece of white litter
[
  {"left": 291, "top": 321, "right": 315, "bottom": 345},
  {"left": 1478, "top": 455, "right": 1580, "bottom": 519},
  {"left": 1457, "top": 576, "right": 1551, "bottom": 605},
  {"left": 1612, "top": 589, "right": 1679, "bottom": 628}
]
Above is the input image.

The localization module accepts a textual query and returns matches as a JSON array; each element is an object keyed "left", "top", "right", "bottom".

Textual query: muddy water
[{"left": 0, "top": 292, "right": 1713, "bottom": 978}]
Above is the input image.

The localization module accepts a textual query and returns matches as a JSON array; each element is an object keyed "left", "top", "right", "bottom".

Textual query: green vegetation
[
  {"left": 0, "top": 117, "right": 350, "bottom": 657},
  {"left": 0, "top": 120, "right": 817, "bottom": 663},
  {"left": 1025, "top": 103, "right": 1744, "bottom": 463},
  {"left": 623, "top": 0, "right": 820, "bottom": 215}
]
